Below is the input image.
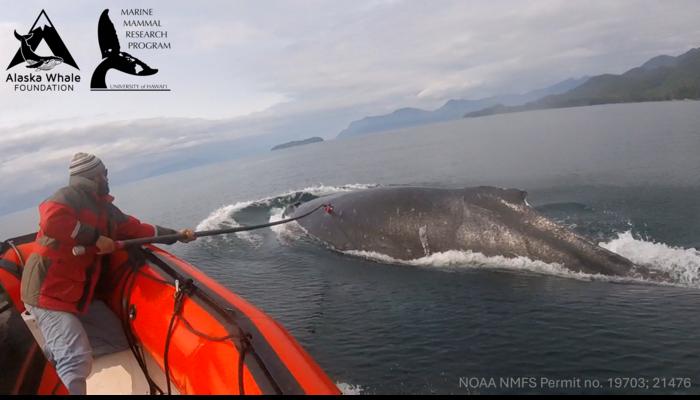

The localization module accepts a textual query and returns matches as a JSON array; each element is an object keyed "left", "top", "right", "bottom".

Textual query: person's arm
[
  {"left": 109, "top": 204, "right": 156, "bottom": 239},
  {"left": 110, "top": 204, "right": 194, "bottom": 243},
  {"left": 39, "top": 201, "right": 99, "bottom": 246}
]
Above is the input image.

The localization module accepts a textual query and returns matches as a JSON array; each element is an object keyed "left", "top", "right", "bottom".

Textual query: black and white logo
[
  {"left": 91, "top": 9, "right": 166, "bottom": 91},
  {"left": 5, "top": 10, "right": 81, "bottom": 92},
  {"left": 7, "top": 9, "right": 79, "bottom": 71},
  {"left": 5, "top": 8, "right": 169, "bottom": 93}
]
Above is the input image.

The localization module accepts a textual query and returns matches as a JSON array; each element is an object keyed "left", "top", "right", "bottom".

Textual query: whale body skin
[{"left": 287, "top": 186, "right": 667, "bottom": 281}]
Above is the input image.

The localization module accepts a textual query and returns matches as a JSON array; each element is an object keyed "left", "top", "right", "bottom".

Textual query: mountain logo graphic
[{"left": 7, "top": 10, "right": 79, "bottom": 71}]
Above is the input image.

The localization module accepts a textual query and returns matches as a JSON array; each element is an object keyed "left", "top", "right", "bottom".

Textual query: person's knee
[
  {"left": 51, "top": 332, "right": 93, "bottom": 394},
  {"left": 25, "top": 305, "right": 94, "bottom": 393},
  {"left": 50, "top": 325, "right": 93, "bottom": 366},
  {"left": 60, "top": 349, "right": 92, "bottom": 372}
]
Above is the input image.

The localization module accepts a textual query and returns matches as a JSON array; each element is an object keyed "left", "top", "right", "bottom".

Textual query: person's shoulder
[{"left": 43, "top": 185, "right": 86, "bottom": 207}]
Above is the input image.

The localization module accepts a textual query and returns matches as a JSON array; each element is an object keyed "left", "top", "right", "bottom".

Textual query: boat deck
[{"left": 21, "top": 310, "right": 178, "bottom": 395}]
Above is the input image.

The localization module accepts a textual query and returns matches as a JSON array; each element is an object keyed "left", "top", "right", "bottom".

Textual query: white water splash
[
  {"left": 196, "top": 202, "right": 251, "bottom": 231},
  {"left": 336, "top": 382, "right": 364, "bottom": 395},
  {"left": 296, "top": 183, "right": 379, "bottom": 197},
  {"left": 343, "top": 249, "right": 602, "bottom": 280},
  {"left": 268, "top": 206, "right": 305, "bottom": 242},
  {"left": 600, "top": 231, "right": 700, "bottom": 287},
  {"left": 195, "top": 202, "right": 262, "bottom": 245},
  {"left": 270, "top": 183, "right": 379, "bottom": 241},
  {"left": 264, "top": 183, "right": 379, "bottom": 203},
  {"left": 343, "top": 234, "right": 700, "bottom": 288},
  {"left": 197, "top": 183, "right": 378, "bottom": 243}
]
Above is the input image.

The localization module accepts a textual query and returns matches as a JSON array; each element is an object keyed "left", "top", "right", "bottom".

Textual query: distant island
[
  {"left": 271, "top": 137, "right": 324, "bottom": 151},
  {"left": 465, "top": 47, "right": 700, "bottom": 118}
]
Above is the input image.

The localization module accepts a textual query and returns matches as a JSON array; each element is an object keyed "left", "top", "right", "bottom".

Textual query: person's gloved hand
[
  {"left": 179, "top": 229, "right": 196, "bottom": 243},
  {"left": 96, "top": 235, "right": 115, "bottom": 254}
]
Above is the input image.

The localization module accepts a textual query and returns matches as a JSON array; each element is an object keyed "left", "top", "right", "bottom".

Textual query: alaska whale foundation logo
[{"left": 5, "top": 9, "right": 80, "bottom": 92}]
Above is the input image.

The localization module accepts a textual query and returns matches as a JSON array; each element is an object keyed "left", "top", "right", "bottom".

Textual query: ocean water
[{"left": 2, "top": 101, "right": 700, "bottom": 394}]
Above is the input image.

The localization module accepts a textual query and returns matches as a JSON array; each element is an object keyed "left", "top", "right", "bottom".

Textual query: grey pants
[{"left": 25, "top": 300, "right": 129, "bottom": 395}]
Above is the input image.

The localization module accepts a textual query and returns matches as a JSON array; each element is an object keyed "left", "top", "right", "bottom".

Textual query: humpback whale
[
  {"left": 13, "top": 30, "right": 63, "bottom": 70},
  {"left": 286, "top": 186, "right": 669, "bottom": 281},
  {"left": 91, "top": 10, "right": 158, "bottom": 88}
]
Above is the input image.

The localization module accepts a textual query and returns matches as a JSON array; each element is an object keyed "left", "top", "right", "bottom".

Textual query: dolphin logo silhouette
[
  {"left": 91, "top": 9, "right": 158, "bottom": 89},
  {"left": 14, "top": 30, "right": 63, "bottom": 71}
]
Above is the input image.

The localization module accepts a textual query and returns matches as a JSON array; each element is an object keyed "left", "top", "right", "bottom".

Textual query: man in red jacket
[{"left": 20, "top": 152, "right": 196, "bottom": 394}]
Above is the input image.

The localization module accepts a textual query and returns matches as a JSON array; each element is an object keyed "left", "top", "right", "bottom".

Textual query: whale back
[{"left": 459, "top": 186, "right": 529, "bottom": 210}]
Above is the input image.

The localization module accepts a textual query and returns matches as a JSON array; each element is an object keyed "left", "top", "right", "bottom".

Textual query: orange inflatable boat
[{"left": 0, "top": 233, "right": 340, "bottom": 395}]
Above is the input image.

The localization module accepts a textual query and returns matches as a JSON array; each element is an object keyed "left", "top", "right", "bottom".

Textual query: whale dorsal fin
[{"left": 499, "top": 188, "right": 528, "bottom": 205}]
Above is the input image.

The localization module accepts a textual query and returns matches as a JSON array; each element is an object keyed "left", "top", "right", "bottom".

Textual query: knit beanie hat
[{"left": 69, "top": 153, "right": 106, "bottom": 178}]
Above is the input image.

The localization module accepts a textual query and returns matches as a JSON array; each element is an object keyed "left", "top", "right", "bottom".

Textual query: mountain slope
[
  {"left": 465, "top": 47, "right": 700, "bottom": 118},
  {"left": 336, "top": 77, "right": 588, "bottom": 139}
]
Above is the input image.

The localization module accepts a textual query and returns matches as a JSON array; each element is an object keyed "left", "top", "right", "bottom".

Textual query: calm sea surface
[{"left": 2, "top": 101, "right": 699, "bottom": 394}]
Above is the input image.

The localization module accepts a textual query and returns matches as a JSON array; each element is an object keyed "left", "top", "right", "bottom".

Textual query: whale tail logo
[
  {"left": 7, "top": 10, "right": 78, "bottom": 71},
  {"left": 91, "top": 9, "right": 158, "bottom": 89},
  {"left": 14, "top": 31, "right": 33, "bottom": 41}
]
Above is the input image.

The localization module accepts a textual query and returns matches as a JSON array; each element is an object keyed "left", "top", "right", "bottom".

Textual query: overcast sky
[{"left": 1, "top": 0, "right": 700, "bottom": 213}]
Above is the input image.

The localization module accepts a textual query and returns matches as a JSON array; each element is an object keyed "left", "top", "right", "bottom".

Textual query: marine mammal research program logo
[
  {"left": 5, "top": 8, "right": 170, "bottom": 93},
  {"left": 6, "top": 9, "right": 80, "bottom": 92},
  {"left": 91, "top": 8, "right": 170, "bottom": 91}
]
